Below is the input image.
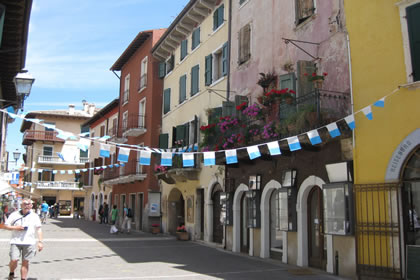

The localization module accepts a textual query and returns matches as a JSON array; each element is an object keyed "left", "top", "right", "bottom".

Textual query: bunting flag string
[{"left": 2, "top": 86, "right": 404, "bottom": 172}]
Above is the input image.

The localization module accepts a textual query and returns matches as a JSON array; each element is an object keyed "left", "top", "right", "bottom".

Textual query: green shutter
[
  {"left": 205, "top": 54, "right": 213, "bottom": 85},
  {"left": 279, "top": 73, "right": 296, "bottom": 91},
  {"left": 407, "top": 3, "right": 420, "bottom": 81},
  {"left": 209, "top": 107, "right": 222, "bottom": 124},
  {"left": 179, "top": 75, "right": 186, "bottom": 103},
  {"left": 191, "top": 65, "right": 199, "bottom": 96},
  {"left": 213, "top": 8, "right": 218, "bottom": 30},
  {"left": 218, "top": 5, "right": 224, "bottom": 29},
  {"left": 222, "top": 42, "right": 228, "bottom": 76},
  {"left": 192, "top": 27, "right": 200, "bottom": 50},
  {"left": 184, "top": 123, "right": 190, "bottom": 146},
  {"left": 158, "top": 62, "right": 166, "bottom": 78},
  {"left": 163, "top": 88, "right": 171, "bottom": 114},
  {"left": 176, "top": 125, "right": 185, "bottom": 142},
  {"left": 297, "top": 60, "right": 316, "bottom": 98},
  {"left": 0, "top": 4, "right": 5, "bottom": 47},
  {"left": 222, "top": 101, "right": 234, "bottom": 117},
  {"left": 193, "top": 115, "right": 198, "bottom": 144},
  {"left": 181, "top": 39, "right": 188, "bottom": 60},
  {"left": 159, "top": 134, "right": 169, "bottom": 149}
]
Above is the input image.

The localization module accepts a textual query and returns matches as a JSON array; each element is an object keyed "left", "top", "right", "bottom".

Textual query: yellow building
[
  {"left": 345, "top": 0, "right": 420, "bottom": 278},
  {"left": 20, "top": 102, "right": 97, "bottom": 217},
  {"left": 152, "top": 0, "right": 228, "bottom": 243}
]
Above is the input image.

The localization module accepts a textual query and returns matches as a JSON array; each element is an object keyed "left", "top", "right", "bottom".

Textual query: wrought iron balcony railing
[
  {"left": 23, "top": 130, "right": 65, "bottom": 145},
  {"left": 34, "top": 181, "right": 81, "bottom": 190},
  {"left": 122, "top": 114, "right": 146, "bottom": 137},
  {"left": 37, "top": 155, "right": 89, "bottom": 165},
  {"left": 103, "top": 160, "right": 146, "bottom": 184}
]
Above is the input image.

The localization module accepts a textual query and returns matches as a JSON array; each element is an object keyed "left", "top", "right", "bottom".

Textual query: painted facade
[
  {"left": 151, "top": 0, "right": 228, "bottom": 242},
  {"left": 345, "top": 0, "right": 420, "bottom": 278}
]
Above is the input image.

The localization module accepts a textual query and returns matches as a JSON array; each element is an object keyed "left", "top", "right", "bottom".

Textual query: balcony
[
  {"left": 22, "top": 130, "right": 65, "bottom": 145},
  {"left": 122, "top": 114, "right": 146, "bottom": 137},
  {"left": 103, "top": 160, "right": 146, "bottom": 185},
  {"left": 108, "top": 127, "right": 127, "bottom": 143},
  {"left": 34, "top": 181, "right": 82, "bottom": 191},
  {"left": 37, "top": 155, "right": 89, "bottom": 165},
  {"left": 155, "top": 154, "right": 200, "bottom": 184},
  {"left": 139, "top": 74, "right": 147, "bottom": 91}
]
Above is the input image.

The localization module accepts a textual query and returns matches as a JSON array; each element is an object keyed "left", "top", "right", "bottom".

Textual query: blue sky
[{"left": 7, "top": 0, "right": 189, "bottom": 164}]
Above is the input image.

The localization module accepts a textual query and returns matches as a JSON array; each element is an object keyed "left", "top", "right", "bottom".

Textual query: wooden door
[{"left": 308, "top": 186, "right": 326, "bottom": 270}]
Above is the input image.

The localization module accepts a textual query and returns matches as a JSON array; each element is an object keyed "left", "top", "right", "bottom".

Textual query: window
[
  {"left": 166, "top": 55, "right": 174, "bottom": 74},
  {"left": 123, "top": 74, "right": 130, "bottom": 104},
  {"left": 0, "top": 4, "right": 5, "bottom": 47},
  {"left": 213, "top": 4, "right": 224, "bottom": 31},
  {"left": 205, "top": 54, "right": 213, "bottom": 86},
  {"left": 238, "top": 24, "right": 251, "bottom": 65},
  {"left": 163, "top": 88, "right": 171, "bottom": 114},
  {"left": 181, "top": 39, "right": 188, "bottom": 61},
  {"left": 295, "top": 0, "right": 314, "bottom": 25},
  {"left": 406, "top": 3, "right": 420, "bottom": 82},
  {"left": 191, "top": 27, "right": 200, "bottom": 50},
  {"left": 39, "top": 170, "right": 54, "bottom": 182},
  {"left": 179, "top": 75, "right": 187, "bottom": 104},
  {"left": 159, "top": 133, "right": 169, "bottom": 149},
  {"left": 270, "top": 190, "right": 284, "bottom": 251},
  {"left": 138, "top": 99, "right": 146, "bottom": 128},
  {"left": 205, "top": 42, "right": 228, "bottom": 85},
  {"left": 79, "top": 149, "right": 88, "bottom": 159},
  {"left": 246, "top": 190, "right": 260, "bottom": 228},
  {"left": 100, "top": 125, "right": 105, "bottom": 137},
  {"left": 43, "top": 146, "right": 53, "bottom": 156},
  {"left": 173, "top": 116, "right": 198, "bottom": 148},
  {"left": 323, "top": 183, "right": 354, "bottom": 235},
  {"left": 191, "top": 65, "right": 199, "bottom": 96},
  {"left": 122, "top": 111, "right": 128, "bottom": 130},
  {"left": 239, "top": 0, "right": 247, "bottom": 5},
  {"left": 139, "top": 56, "right": 148, "bottom": 90}
]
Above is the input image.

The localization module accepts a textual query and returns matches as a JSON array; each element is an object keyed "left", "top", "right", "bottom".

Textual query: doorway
[
  {"left": 138, "top": 193, "right": 144, "bottom": 231},
  {"left": 43, "top": 196, "right": 56, "bottom": 207},
  {"left": 308, "top": 186, "right": 326, "bottom": 270},
  {"left": 73, "top": 197, "right": 84, "bottom": 217},
  {"left": 211, "top": 185, "right": 223, "bottom": 243},
  {"left": 197, "top": 189, "right": 205, "bottom": 240},
  {"left": 240, "top": 193, "right": 249, "bottom": 253},
  {"left": 168, "top": 188, "right": 184, "bottom": 234}
]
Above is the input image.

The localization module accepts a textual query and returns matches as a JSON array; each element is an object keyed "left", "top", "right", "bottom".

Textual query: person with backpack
[{"left": 120, "top": 203, "right": 132, "bottom": 234}]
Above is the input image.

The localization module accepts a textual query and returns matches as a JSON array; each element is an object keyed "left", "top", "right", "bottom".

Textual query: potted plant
[
  {"left": 305, "top": 71, "right": 328, "bottom": 89},
  {"left": 151, "top": 223, "right": 160, "bottom": 234},
  {"left": 257, "top": 72, "right": 277, "bottom": 92},
  {"left": 176, "top": 225, "right": 189, "bottom": 241}
]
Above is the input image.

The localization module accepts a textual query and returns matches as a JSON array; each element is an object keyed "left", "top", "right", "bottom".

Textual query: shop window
[
  {"left": 246, "top": 190, "right": 260, "bottom": 228},
  {"left": 323, "top": 183, "right": 354, "bottom": 235},
  {"left": 220, "top": 192, "right": 233, "bottom": 225}
]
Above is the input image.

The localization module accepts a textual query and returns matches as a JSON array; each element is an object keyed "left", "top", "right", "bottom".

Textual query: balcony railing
[
  {"left": 34, "top": 181, "right": 81, "bottom": 190},
  {"left": 122, "top": 114, "right": 146, "bottom": 137},
  {"left": 108, "top": 126, "right": 118, "bottom": 137},
  {"left": 139, "top": 74, "right": 147, "bottom": 90},
  {"left": 37, "top": 155, "right": 89, "bottom": 165},
  {"left": 154, "top": 154, "right": 200, "bottom": 184},
  {"left": 23, "top": 130, "right": 65, "bottom": 145},
  {"left": 103, "top": 160, "right": 146, "bottom": 184}
]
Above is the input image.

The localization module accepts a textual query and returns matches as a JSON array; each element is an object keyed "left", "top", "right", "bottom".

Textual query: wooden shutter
[
  {"left": 191, "top": 65, "right": 199, "bottom": 96},
  {"left": 176, "top": 125, "right": 186, "bottom": 142},
  {"left": 181, "top": 39, "right": 188, "bottom": 60},
  {"left": 163, "top": 88, "right": 171, "bottom": 114},
  {"left": 213, "top": 7, "right": 218, "bottom": 30},
  {"left": 234, "top": 95, "right": 249, "bottom": 120},
  {"left": 100, "top": 125, "right": 105, "bottom": 137},
  {"left": 172, "top": 126, "right": 177, "bottom": 147},
  {"left": 184, "top": 123, "right": 190, "bottom": 146},
  {"left": 296, "top": 0, "right": 314, "bottom": 23},
  {"left": 407, "top": 3, "right": 420, "bottom": 81},
  {"left": 239, "top": 24, "right": 251, "bottom": 64},
  {"left": 222, "top": 101, "right": 234, "bottom": 117},
  {"left": 192, "top": 27, "right": 200, "bottom": 50},
  {"left": 222, "top": 42, "right": 228, "bottom": 76},
  {"left": 297, "top": 60, "right": 316, "bottom": 98},
  {"left": 218, "top": 5, "right": 224, "bottom": 28},
  {"left": 193, "top": 115, "right": 198, "bottom": 144},
  {"left": 158, "top": 62, "right": 166, "bottom": 78},
  {"left": 159, "top": 134, "right": 169, "bottom": 149},
  {"left": 209, "top": 107, "right": 222, "bottom": 124},
  {"left": 179, "top": 75, "right": 186, "bottom": 103},
  {"left": 279, "top": 73, "right": 296, "bottom": 91},
  {"left": 205, "top": 54, "right": 213, "bottom": 85}
]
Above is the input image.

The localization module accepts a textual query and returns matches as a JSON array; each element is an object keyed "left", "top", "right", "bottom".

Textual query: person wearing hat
[{"left": 3, "top": 198, "right": 43, "bottom": 280}]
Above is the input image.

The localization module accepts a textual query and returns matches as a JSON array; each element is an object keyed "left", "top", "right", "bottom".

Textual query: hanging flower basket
[{"left": 312, "top": 79, "right": 324, "bottom": 89}]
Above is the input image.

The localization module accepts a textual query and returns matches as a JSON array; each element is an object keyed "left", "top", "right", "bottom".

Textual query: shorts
[
  {"left": 41, "top": 211, "right": 48, "bottom": 219},
  {"left": 10, "top": 244, "right": 37, "bottom": 261}
]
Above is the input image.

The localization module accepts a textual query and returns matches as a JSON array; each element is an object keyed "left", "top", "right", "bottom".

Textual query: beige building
[
  {"left": 20, "top": 101, "right": 97, "bottom": 216},
  {"left": 151, "top": 0, "right": 228, "bottom": 242}
]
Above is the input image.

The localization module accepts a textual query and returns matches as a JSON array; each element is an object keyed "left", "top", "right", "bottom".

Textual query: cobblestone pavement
[{"left": 0, "top": 217, "right": 349, "bottom": 280}]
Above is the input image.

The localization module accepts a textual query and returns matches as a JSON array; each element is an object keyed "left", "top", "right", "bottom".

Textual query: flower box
[
  {"left": 151, "top": 225, "right": 160, "bottom": 234},
  {"left": 176, "top": 231, "right": 189, "bottom": 241}
]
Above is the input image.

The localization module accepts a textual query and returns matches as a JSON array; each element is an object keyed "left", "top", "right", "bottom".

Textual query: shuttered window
[
  {"left": 407, "top": 3, "right": 420, "bottom": 81},
  {"left": 181, "top": 39, "right": 188, "bottom": 61},
  {"left": 279, "top": 73, "right": 296, "bottom": 91},
  {"left": 213, "top": 4, "right": 224, "bottom": 31},
  {"left": 205, "top": 54, "right": 213, "bottom": 86},
  {"left": 0, "top": 4, "right": 5, "bottom": 47},
  {"left": 191, "top": 65, "right": 199, "bottom": 96},
  {"left": 158, "top": 62, "right": 166, "bottom": 78},
  {"left": 179, "top": 75, "right": 187, "bottom": 104},
  {"left": 239, "top": 24, "right": 251, "bottom": 65},
  {"left": 159, "top": 134, "right": 169, "bottom": 149},
  {"left": 192, "top": 27, "right": 200, "bottom": 50},
  {"left": 222, "top": 101, "right": 234, "bottom": 117},
  {"left": 239, "top": 0, "right": 247, "bottom": 5},
  {"left": 163, "top": 88, "right": 171, "bottom": 114},
  {"left": 295, "top": 0, "right": 314, "bottom": 25},
  {"left": 166, "top": 55, "right": 174, "bottom": 74},
  {"left": 222, "top": 42, "right": 228, "bottom": 76},
  {"left": 297, "top": 60, "right": 316, "bottom": 98}
]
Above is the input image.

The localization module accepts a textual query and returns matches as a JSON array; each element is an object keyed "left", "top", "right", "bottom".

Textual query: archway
[
  {"left": 168, "top": 188, "right": 184, "bottom": 234},
  {"left": 233, "top": 184, "right": 249, "bottom": 253},
  {"left": 211, "top": 183, "right": 223, "bottom": 244},
  {"left": 205, "top": 176, "right": 224, "bottom": 243}
]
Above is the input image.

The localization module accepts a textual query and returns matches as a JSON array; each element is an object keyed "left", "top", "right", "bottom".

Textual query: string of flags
[{"left": 2, "top": 87, "right": 400, "bottom": 174}]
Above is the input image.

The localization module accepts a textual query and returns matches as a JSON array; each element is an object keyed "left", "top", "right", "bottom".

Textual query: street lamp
[
  {"left": 12, "top": 149, "right": 21, "bottom": 167},
  {"left": 14, "top": 72, "right": 35, "bottom": 99}
]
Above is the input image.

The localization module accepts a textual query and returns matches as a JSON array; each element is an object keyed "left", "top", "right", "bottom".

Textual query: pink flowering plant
[{"left": 154, "top": 165, "right": 167, "bottom": 173}]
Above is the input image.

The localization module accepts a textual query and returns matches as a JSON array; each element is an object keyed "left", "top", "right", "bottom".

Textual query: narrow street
[{"left": 0, "top": 217, "right": 347, "bottom": 280}]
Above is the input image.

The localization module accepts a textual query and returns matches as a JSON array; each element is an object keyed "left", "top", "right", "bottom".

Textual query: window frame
[
  {"left": 139, "top": 56, "right": 148, "bottom": 91},
  {"left": 213, "top": 3, "right": 225, "bottom": 31},
  {"left": 179, "top": 74, "right": 187, "bottom": 104},
  {"left": 238, "top": 23, "right": 251, "bottom": 65},
  {"left": 191, "top": 64, "right": 199, "bottom": 96},
  {"left": 191, "top": 27, "right": 201, "bottom": 50},
  {"left": 123, "top": 74, "right": 130, "bottom": 105},
  {"left": 163, "top": 88, "right": 171, "bottom": 114}
]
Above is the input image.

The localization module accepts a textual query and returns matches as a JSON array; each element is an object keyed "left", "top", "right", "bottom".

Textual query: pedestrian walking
[
  {"left": 40, "top": 201, "right": 48, "bottom": 224},
  {"left": 120, "top": 204, "right": 132, "bottom": 234},
  {"left": 110, "top": 205, "right": 118, "bottom": 234},
  {"left": 3, "top": 198, "right": 43, "bottom": 280},
  {"left": 98, "top": 204, "right": 104, "bottom": 224},
  {"left": 102, "top": 203, "right": 109, "bottom": 224},
  {"left": 54, "top": 203, "right": 59, "bottom": 218}
]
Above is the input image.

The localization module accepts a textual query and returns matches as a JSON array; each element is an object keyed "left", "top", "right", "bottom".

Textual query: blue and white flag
[
  {"left": 118, "top": 147, "right": 130, "bottom": 162},
  {"left": 287, "top": 136, "right": 302, "bottom": 151},
  {"left": 26, "top": 118, "right": 42, "bottom": 124},
  {"left": 60, "top": 170, "right": 66, "bottom": 174},
  {"left": 99, "top": 135, "right": 111, "bottom": 142},
  {"left": 161, "top": 152, "right": 173, "bottom": 166},
  {"left": 373, "top": 98, "right": 385, "bottom": 108},
  {"left": 56, "top": 129, "right": 73, "bottom": 140},
  {"left": 120, "top": 163, "right": 125, "bottom": 167},
  {"left": 77, "top": 138, "right": 91, "bottom": 152},
  {"left": 247, "top": 145, "right": 261, "bottom": 160},
  {"left": 225, "top": 149, "right": 238, "bottom": 164},
  {"left": 344, "top": 115, "right": 356, "bottom": 130},
  {"left": 38, "top": 169, "right": 43, "bottom": 173},
  {"left": 140, "top": 150, "right": 151, "bottom": 165},
  {"left": 31, "top": 168, "right": 36, "bottom": 172},
  {"left": 203, "top": 152, "right": 216, "bottom": 166},
  {"left": 53, "top": 170, "right": 58, "bottom": 174},
  {"left": 307, "top": 130, "right": 322, "bottom": 145},
  {"left": 75, "top": 170, "right": 80, "bottom": 174},
  {"left": 57, "top": 152, "right": 65, "bottom": 161},
  {"left": 81, "top": 169, "right": 88, "bottom": 172},
  {"left": 183, "top": 153, "right": 194, "bottom": 167},
  {"left": 8, "top": 112, "right": 18, "bottom": 119},
  {"left": 267, "top": 141, "right": 281, "bottom": 156},
  {"left": 6, "top": 106, "right": 14, "bottom": 114},
  {"left": 100, "top": 143, "right": 111, "bottom": 158},
  {"left": 362, "top": 106, "right": 373, "bottom": 120},
  {"left": 327, "top": 123, "right": 341, "bottom": 138},
  {"left": 67, "top": 170, "right": 73, "bottom": 174}
]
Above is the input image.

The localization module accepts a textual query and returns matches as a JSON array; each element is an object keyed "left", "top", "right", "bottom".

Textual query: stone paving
[{"left": 0, "top": 216, "right": 349, "bottom": 280}]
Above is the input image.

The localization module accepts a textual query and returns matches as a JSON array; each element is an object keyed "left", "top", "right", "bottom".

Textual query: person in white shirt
[{"left": 3, "top": 198, "right": 43, "bottom": 280}]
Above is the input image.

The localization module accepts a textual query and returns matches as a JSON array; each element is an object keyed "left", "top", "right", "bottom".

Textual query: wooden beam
[
  {"left": 199, "top": 0, "right": 215, "bottom": 10},
  {"left": 192, "top": 6, "right": 209, "bottom": 17},
  {"left": 179, "top": 21, "right": 194, "bottom": 32},
  {"left": 175, "top": 26, "right": 189, "bottom": 37},
  {"left": 186, "top": 13, "right": 203, "bottom": 24}
]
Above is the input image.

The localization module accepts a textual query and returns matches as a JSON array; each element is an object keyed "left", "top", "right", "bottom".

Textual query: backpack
[{"left": 127, "top": 208, "right": 133, "bottom": 218}]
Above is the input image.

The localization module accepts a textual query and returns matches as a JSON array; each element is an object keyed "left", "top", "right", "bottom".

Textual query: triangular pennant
[
  {"left": 287, "top": 136, "right": 302, "bottom": 151},
  {"left": 203, "top": 152, "right": 216, "bottom": 166},
  {"left": 344, "top": 115, "right": 356, "bottom": 130},
  {"left": 225, "top": 149, "right": 238, "bottom": 164},
  {"left": 307, "top": 130, "right": 322, "bottom": 145},
  {"left": 247, "top": 145, "right": 261, "bottom": 160},
  {"left": 362, "top": 106, "right": 373, "bottom": 120},
  {"left": 327, "top": 123, "right": 341, "bottom": 138},
  {"left": 373, "top": 98, "right": 385, "bottom": 108}
]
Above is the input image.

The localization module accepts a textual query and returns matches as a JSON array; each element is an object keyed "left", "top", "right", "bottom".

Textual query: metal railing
[
  {"left": 37, "top": 155, "right": 89, "bottom": 164},
  {"left": 103, "top": 160, "right": 144, "bottom": 181},
  {"left": 23, "top": 130, "right": 65, "bottom": 144},
  {"left": 139, "top": 74, "right": 147, "bottom": 90},
  {"left": 34, "top": 181, "right": 80, "bottom": 189},
  {"left": 122, "top": 114, "right": 146, "bottom": 133},
  {"left": 122, "top": 89, "right": 129, "bottom": 104}
]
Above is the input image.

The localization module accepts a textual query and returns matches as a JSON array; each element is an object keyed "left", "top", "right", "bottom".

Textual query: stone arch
[
  {"left": 260, "top": 180, "right": 282, "bottom": 259},
  {"left": 205, "top": 176, "right": 224, "bottom": 243},
  {"left": 232, "top": 183, "right": 249, "bottom": 253},
  {"left": 167, "top": 188, "right": 184, "bottom": 234}
]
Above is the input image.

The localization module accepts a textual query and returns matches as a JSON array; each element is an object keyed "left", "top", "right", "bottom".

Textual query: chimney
[
  {"left": 88, "top": 104, "right": 96, "bottom": 115},
  {"left": 68, "top": 104, "right": 75, "bottom": 115},
  {"left": 82, "top": 100, "right": 89, "bottom": 112}
]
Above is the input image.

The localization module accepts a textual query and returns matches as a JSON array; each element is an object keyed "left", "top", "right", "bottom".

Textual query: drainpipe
[
  {"left": 227, "top": 0, "right": 232, "bottom": 101},
  {"left": 346, "top": 33, "right": 355, "bottom": 149},
  {"left": 335, "top": 251, "right": 339, "bottom": 275}
]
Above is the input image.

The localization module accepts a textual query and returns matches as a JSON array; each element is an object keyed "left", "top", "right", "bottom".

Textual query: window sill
[
  {"left": 210, "top": 22, "right": 226, "bottom": 37},
  {"left": 210, "top": 76, "right": 226, "bottom": 87},
  {"left": 399, "top": 80, "right": 420, "bottom": 90},
  {"left": 138, "top": 86, "right": 146, "bottom": 94},
  {"left": 294, "top": 14, "right": 316, "bottom": 32}
]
